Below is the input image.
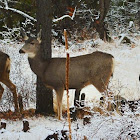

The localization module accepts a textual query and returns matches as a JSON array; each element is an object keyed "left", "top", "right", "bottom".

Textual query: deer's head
[{"left": 19, "top": 30, "right": 41, "bottom": 58}]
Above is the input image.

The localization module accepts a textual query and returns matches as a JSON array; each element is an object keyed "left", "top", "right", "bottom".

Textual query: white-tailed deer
[
  {"left": 19, "top": 36, "right": 115, "bottom": 120},
  {"left": 0, "top": 51, "right": 19, "bottom": 112}
]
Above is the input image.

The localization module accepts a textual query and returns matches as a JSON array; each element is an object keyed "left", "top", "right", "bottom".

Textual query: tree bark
[
  {"left": 36, "top": 0, "right": 54, "bottom": 115},
  {"left": 94, "top": 0, "right": 111, "bottom": 41},
  {"left": 138, "top": 1, "right": 140, "bottom": 28}
]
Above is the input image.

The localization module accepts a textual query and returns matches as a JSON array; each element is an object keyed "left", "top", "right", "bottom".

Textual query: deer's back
[{"left": 43, "top": 51, "right": 114, "bottom": 89}]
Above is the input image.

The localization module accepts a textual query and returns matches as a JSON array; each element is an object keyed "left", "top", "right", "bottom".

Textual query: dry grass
[{"left": 0, "top": 108, "right": 36, "bottom": 120}]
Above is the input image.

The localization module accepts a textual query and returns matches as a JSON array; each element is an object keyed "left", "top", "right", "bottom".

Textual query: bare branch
[
  {"left": 71, "top": 6, "right": 77, "bottom": 20},
  {"left": 0, "top": 1, "right": 76, "bottom": 23},
  {"left": 0, "top": 0, "right": 36, "bottom": 22},
  {"left": 53, "top": 15, "right": 72, "bottom": 22},
  {"left": 53, "top": 7, "right": 76, "bottom": 22},
  {"left": 4, "top": 0, "right": 8, "bottom": 9}
]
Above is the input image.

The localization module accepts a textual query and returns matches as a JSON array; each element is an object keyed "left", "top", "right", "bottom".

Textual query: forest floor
[{"left": 0, "top": 37, "right": 140, "bottom": 139}]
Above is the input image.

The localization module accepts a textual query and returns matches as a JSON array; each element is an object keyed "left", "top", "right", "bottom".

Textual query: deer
[
  {"left": 0, "top": 51, "right": 19, "bottom": 112},
  {"left": 19, "top": 35, "right": 115, "bottom": 120}
]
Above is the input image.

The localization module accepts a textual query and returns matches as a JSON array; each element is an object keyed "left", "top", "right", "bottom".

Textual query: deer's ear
[
  {"left": 20, "top": 27, "right": 29, "bottom": 41},
  {"left": 24, "top": 35, "right": 29, "bottom": 41},
  {"left": 37, "top": 37, "right": 41, "bottom": 44},
  {"left": 37, "top": 29, "right": 42, "bottom": 44}
]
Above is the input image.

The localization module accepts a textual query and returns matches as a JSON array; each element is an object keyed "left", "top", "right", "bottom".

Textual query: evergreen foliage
[{"left": 0, "top": 0, "right": 139, "bottom": 39}]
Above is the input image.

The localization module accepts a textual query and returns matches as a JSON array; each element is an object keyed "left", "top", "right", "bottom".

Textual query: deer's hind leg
[
  {"left": 0, "top": 84, "right": 4, "bottom": 101},
  {"left": 55, "top": 87, "right": 64, "bottom": 120},
  {"left": 2, "top": 79, "right": 19, "bottom": 112},
  {"left": 74, "top": 89, "right": 81, "bottom": 107}
]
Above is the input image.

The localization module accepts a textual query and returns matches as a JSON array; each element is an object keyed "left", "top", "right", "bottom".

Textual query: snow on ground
[
  {"left": 0, "top": 115, "right": 140, "bottom": 140},
  {"left": 0, "top": 37, "right": 140, "bottom": 139}
]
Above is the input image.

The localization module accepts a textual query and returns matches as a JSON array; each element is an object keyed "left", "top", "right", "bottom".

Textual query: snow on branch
[
  {"left": 0, "top": 0, "right": 36, "bottom": 22},
  {"left": 53, "top": 7, "right": 76, "bottom": 22},
  {"left": 0, "top": 0, "right": 76, "bottom": 23}
]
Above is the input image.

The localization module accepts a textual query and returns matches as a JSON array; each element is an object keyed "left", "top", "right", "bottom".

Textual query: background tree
[
  {"left": 107, "top": 0, "right": 139, "bottom": 36},
  {"left": 0, "top": 0, "right": 36, "bottom": 39},
  {"left": 0, "top": 0, "right": 139, "bottom": 41},
  {"left": 93, "top": 0, "right": 111, "bottom": 41},
  {"left": 35, "top": 0, "right": 54, "bottom": 115},
  {"left": 138, "top": 1, "right": 140, "bottom": 28}
]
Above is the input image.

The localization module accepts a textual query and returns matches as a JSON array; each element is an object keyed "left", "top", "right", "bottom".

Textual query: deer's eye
[{"left": 30, "top": 42, "right": 34, "bottom": 45}]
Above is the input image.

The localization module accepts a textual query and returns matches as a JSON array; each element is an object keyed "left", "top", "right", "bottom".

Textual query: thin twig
[{"left": 64, "top": 29, "right": 72, "bottom": 140}]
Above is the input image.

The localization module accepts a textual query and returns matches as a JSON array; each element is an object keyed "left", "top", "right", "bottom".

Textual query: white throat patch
[{"left": 28, "top": 52, "right": 36, "bottom": 58}]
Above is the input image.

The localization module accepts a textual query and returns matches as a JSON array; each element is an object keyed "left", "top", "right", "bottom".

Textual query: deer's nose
[{"left": 19, "top": 49, "right": 25, "bottom": 53}]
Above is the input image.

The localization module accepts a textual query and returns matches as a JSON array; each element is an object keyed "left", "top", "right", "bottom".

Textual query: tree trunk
[
  {"left": 35, "top": 0, "right": 54, "bottom": 115},
  {"left": 94, "top": 0, "right": 111, "bottom": 41},
  {"left": 138, "top": 1, "right": 140, "bottom": 28}
]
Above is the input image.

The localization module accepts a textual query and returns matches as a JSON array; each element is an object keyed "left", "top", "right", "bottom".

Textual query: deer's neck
[{"left": 28, "top": 51, "right": 48, "bottom": 80}]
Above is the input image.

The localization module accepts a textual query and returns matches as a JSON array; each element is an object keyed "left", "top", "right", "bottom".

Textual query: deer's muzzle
[{"left": 19, "top": 49, "right": 25, "bottom": 54}]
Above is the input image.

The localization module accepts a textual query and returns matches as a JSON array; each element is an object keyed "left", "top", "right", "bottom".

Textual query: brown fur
[
  {"left": 20, "top": 37, "right": 114, "bottom": 120},
  {"left": 0, "top": 51, "right": 19, "bottom": 112},
  {"left": 76, "top": 107, "right": 92, "bottom": 119},
  {"left": 93, "top": 106, "right": 106, "bottom": 115}
]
